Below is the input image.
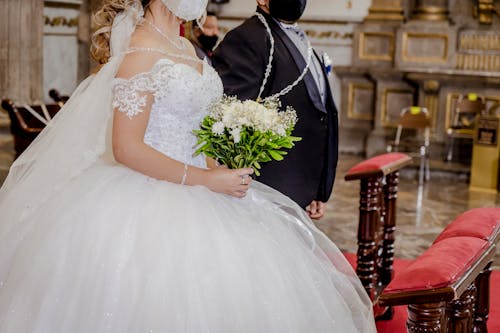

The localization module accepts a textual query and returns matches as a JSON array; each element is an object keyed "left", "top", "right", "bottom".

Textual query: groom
[{"left": 212, "top": 0, "right": 338, "bottom": 219}]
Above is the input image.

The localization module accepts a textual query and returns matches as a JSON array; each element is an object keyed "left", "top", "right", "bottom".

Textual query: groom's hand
[{"left": 306, "top": 200, "right": 325, "bottom": 220}]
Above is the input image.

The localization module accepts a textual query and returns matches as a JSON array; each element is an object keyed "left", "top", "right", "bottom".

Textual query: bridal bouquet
[{"left": 194, "top": 96, "right": 301, "bottom": 176}]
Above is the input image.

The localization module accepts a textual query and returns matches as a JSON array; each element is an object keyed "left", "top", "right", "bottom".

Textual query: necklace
[
  {"left": 143, "top": 19, "right": 186, "bottom": 50},
  {"left": 255, "top": 13, "right": 313, "bottom": 102},
  {"left": 125, "top": 47, "right": 202, "bottom": 64}
]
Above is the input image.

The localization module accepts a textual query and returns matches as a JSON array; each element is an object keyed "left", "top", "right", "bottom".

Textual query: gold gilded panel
[
  {"left": 423, "top": 94, "right": 438, "bottom": 129},
  {"left": 359, "top": 32, "right": 394, "bottom": 61},
  {"left": 456, "top": 53, "right": 500, "bottom": 71},
  {"left": 402, "top": 33, "right": 448, "bottom": 63},
  {"left": 381, "top": 89, "right": 414, "bottom": 127},
  {"left": 459, "top": 33, "right": 500, "bottom": 51},
  {"left": 347, "top": 83, "right": 374, "bottom": 120},
  {"left": 44, "top": 16, "right": 79, "bottom": 28}
]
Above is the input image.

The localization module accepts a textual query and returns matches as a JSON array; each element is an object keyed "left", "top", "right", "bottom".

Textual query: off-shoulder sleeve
[{"left": 112, "top": 71, "right": 158, "bottom": 119}]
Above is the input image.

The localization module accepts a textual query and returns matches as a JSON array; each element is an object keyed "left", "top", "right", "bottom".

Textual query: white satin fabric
[{"left": 0, "top": 5, "right": 376, "bottom": 333}]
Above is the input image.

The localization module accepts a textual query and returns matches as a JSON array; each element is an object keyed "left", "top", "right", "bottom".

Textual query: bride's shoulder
[
  {"left": 115, "top": 51, "right": 164, "bottom": 80},
  {"left": 116, "top": 32, "right": 174, "bottom": 80}
]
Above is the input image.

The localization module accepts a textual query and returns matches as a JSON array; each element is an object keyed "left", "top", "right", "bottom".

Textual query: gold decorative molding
[
  {"left": 473, "top": 0, "right": 500, "bottom": 25},
  {"left": 304, "top": 30, "right": 353, "bottom": 40},
  {"left": 402, "top": 33, "right": 448, "bottom": 63},
  {"left": 459, "top": 32, "right": 500, "bottom": 51},
  {"left": 347, "top": 83, "right": 374, "bottom": 120},
  {"left": 423, "top": 94, "right": 438, "bottom": 128},
  {"left": 358, "top": 32, "right": 395, "bottom": 61},
  {"left": 456, "top": 53, "right": 500, "bottom": 71},
  {"left": 365, "top": 9, "right": 405, "bottom": 21},
  {"left": 381, "top": 88, "right": 414, "bottom": 127},
  {"left": 456, "top": 32, "right": 500, "bottom": 71},
  {"left": 44, "top": 15, "right": 79, "bottom": 28},
  {"left": 364, "top": 0, "right": 404, "bottom": 22},
  {"left": 219, "top": 16, "right": 353, "bottom": 25},
  {"left": 218, "top": 25, "right": 354, "bottom": 41},
  {"left": 423, "top": 80, "right": 440, "bottom": 93},
  {"left": 422, "top": 80, "right": 439, "bottom": 129},
  {"left": 412, "top": 5, "right": 449, "bottom": 21}
]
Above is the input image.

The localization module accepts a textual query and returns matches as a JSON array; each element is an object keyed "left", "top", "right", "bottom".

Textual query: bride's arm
[{"left": 112, "top": 54, "right": 252, "bottom": 197}]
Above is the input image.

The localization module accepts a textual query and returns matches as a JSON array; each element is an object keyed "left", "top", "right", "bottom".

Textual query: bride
[{"left": 0, "top": 0, "right": 376, "bottom": 331}]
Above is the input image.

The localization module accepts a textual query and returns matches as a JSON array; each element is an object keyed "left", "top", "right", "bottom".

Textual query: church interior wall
[{"left": 2, "top": 0, "right": 500, "bottom": 170}]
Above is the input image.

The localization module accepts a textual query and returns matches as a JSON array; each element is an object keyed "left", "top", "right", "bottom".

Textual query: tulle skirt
[{"left": 0, "top": 160, "right": 375, "bottom": 332}]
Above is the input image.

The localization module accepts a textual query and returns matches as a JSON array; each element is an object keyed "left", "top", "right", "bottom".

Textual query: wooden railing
[{"left": 344, "top": 152, "right": 412, "bottom": 314}]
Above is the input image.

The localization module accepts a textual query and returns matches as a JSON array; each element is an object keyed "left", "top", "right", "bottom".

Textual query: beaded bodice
[{"left": 112, "top": 58, "right": 223, "bottom": 168}]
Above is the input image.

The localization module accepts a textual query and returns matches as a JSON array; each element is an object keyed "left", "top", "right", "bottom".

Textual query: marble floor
[{"left": 315, "top": 154, "right": 500, "bottom": 269}]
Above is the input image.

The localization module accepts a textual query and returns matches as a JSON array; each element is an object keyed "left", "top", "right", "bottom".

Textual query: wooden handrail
[{"left": 344, "top": 152, "right": 412, "bottom": 315}]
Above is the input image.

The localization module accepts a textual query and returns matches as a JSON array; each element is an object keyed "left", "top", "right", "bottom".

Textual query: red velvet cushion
[
  {"left": 434, "top": 207, "right": 500, "bottom": 243},
  {"left": 343, "top": 252, "right": 358, "bottom": 269},
  {"left": 346, "top": 152, "right": 410, "bottom": 175},
  {"left": 384, "top": 237, "right": 489, "bottom": 293}
]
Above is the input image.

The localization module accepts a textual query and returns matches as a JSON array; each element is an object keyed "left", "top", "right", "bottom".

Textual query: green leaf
[{"left": 268, "top": 150, "right": 284, "bottom": 161}]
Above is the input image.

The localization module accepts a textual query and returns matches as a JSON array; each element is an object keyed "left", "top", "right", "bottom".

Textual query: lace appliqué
[
  {"left": 112, "top": 60, "right": 175, "bottom": 119},
  {"left": 111, "top": 56, "right": 223, "bottom": 168}
]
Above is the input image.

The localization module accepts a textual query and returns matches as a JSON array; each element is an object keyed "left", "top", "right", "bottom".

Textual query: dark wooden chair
[
  {"left": 48, "top": 89, "right": 70, "bottom": 107},
  {"left": 1, "top": 99, "right": 61, "bottom": 157},
  {"left": 445, "top": 94, "right": 486, "bottom": 162},
  {"left": 344, "top": 152, "right": 412, "bottom": 317},
  {"left": 387, "top": 106, "right": 432, "bottom": 185}
]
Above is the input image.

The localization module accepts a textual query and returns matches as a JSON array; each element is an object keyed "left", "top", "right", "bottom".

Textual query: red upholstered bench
[
  {"left": 344, "top": 153, "right": 412, "bottom": 306},
  {"left": 434, "top": 207, "right": 500, "bottom": 244},
  {"left": 431, "top": 207, "right": 500, "bottom": 332},
  {"left": 378, "top": 208, "right": 499, "bottom": 333},
  {"left": 345, "top": 152, "right": 412, "bottom": 181}
]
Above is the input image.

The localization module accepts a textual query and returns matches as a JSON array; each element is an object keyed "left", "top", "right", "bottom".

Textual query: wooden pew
[
  {"left": 48, "top": 89, "right": 69, "bottom": 107},
  {"left": 378, "top": 208, "right": 500, "bottom": 332},
  {"left": 1, "top": 99, "right": 61, "bottom": 157},
  {"left": 344, "top": 152, "right": 412, "bottom": 315}
]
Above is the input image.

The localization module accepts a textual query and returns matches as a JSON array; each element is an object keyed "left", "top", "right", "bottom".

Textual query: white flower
[
  {"left": 209, "top": 95, "right": 298, "bottom": 137},
  {"left": 231, "top": 127, "right": 241, "bottom": 143},
  {"left": 212, "top": 121, "right": 225, "bottom": 135}
]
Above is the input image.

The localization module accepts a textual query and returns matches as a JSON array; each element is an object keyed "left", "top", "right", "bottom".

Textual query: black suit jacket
[{"left": 212, "top": 9, "right": 338, "bottom": 208}]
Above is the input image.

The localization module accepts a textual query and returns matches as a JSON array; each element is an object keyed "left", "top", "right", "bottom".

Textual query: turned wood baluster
[
  {"left": 357, "top": 176, "right": 383, "bottom": 300},
  {"left": 473, "top": 262, "right": 493, "bottom": 333},
  {"left": 381, "top": 171, "right": 399, "bottom": 285},
  {"left": 445, "top": 284, "right": 476, "bottom": 333},
  {"left": 407, "top": 302, "right": 446, "bottom": 333},
  {"left": 375, "top": 177, "right": 385, "bottom": 291}
]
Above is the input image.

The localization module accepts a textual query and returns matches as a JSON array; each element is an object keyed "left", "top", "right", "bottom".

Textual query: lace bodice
[{"left": 112, "top": 58, "right": 223, "bottom": 168}]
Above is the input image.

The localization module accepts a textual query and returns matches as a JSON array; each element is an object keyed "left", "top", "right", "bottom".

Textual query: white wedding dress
[{"left": 0, "top": 12, "right": 375, "bottom": 333}]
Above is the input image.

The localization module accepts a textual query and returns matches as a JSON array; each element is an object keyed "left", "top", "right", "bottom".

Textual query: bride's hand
[{"left": 204, "top": 167, "right": 253, "bottom": 198}]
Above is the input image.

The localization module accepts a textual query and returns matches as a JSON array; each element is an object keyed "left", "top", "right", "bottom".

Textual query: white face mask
[{"left": 161, "top": 0, "right": 208, "bottom": 21}]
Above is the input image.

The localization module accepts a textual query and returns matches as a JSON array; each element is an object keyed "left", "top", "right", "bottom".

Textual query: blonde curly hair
[{"left": 90, "top": 0, "right": 149, "bottom": 64}]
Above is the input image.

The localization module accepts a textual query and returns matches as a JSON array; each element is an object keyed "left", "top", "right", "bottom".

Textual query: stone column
[
  {"left": 0, "top": 0, "right": 44, "bottom": 103},
  {"left": 77, "top": 0, "right": 92, "bottom": 83}
]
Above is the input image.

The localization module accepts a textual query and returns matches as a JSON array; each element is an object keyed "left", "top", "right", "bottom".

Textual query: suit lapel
[{"left": 265, "top": 16, "right": 327, "bottom": 113}]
